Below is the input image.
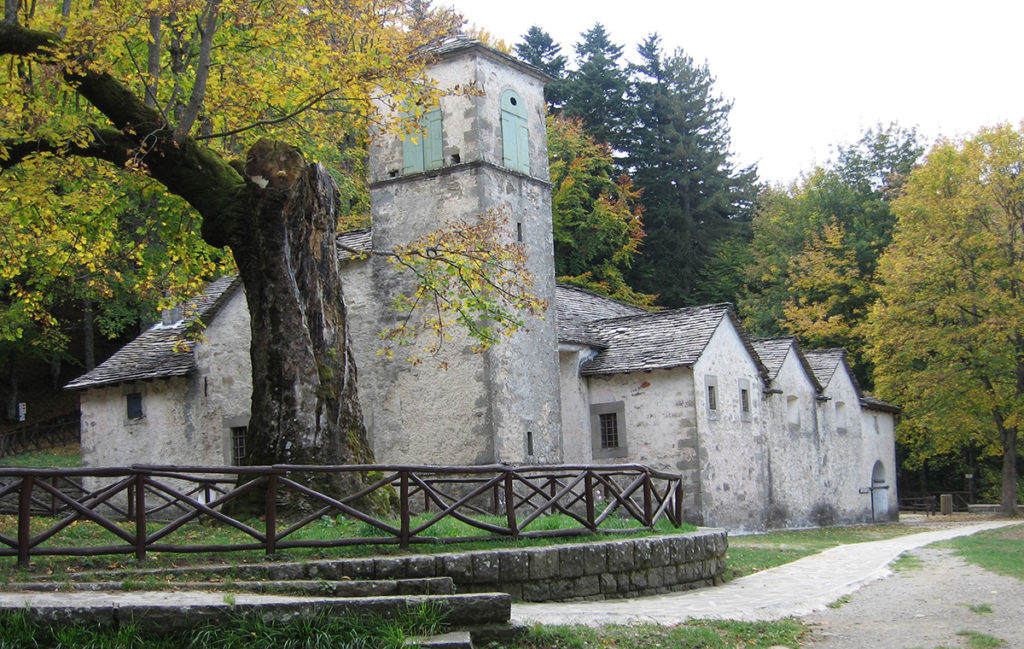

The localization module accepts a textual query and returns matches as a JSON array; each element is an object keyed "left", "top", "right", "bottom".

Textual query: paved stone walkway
[{"left": 512, "top": 521, "right": 1016, "bottom": 626}]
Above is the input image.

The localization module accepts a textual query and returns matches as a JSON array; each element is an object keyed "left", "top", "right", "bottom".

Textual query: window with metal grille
[
  {"left": 231, "top": 426, "right": 248, "bottom": 465},
  {"left": 590, "top": 401, "right": 626, "bottom": 459},
  {"left": 599, "top": 413, "right": 619, "bottom": 449},
  {"left": 126, "top": 392, "right": 143, "bottom": 420},
  {"left": 707, "top": 384, "right": 717, "bottom": 411}
]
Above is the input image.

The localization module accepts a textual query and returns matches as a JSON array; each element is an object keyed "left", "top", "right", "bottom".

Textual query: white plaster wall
[
  {"left": 860, "top": 408, "right": 899, "bottom": 521},
  {"left": 584, "top": 367, "right": 702, "bottom": 523},
  {"left": 764, "top": 348, "right": 823, "bottom": 528},
  {"left": 692, "top": 319, "right": 769, "bottom": 532},
  {"left": 189, "top": 288, "right": 253, "bottom": 465},
  {"left": 558, "top": 347, "right": 594, "bottom": 464},
  {"left": 818, "top": 369, "right": 870, "bottom": 524}
]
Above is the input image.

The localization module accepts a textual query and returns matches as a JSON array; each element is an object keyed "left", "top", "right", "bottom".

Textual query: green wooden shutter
[
  {"left": 402, "top": 120, "right": 425, "bottom": 175},
  {"left": 501, "top": 90, "right": 529, "bottom": 174},
  {"left": 423, "top": 108, "right": 443, "bottom": 170}
]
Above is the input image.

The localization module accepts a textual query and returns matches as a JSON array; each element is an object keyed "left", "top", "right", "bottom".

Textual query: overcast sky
[{"left": 445, "top": 0, "right": 1024, "bottom": 185}]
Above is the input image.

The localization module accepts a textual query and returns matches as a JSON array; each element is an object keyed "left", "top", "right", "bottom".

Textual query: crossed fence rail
[{"left": 0, "top": 463, "right": 684, "bottom": 567}]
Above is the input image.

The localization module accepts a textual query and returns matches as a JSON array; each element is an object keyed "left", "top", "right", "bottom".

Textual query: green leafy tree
[
  {"left": 0, "top": 2, "right": 541, "bottom": 506},
  {"left": 740, "top": 124, "right": 923, "bottom": 384},
  {"left": 547, "top": 115, "right": 653, "bottom": 307},
  {"left": 867, "top": 123, "right": 1024, "bottom": 514},
  {"left": 624, "top": 35, "right": 758, "bottom": 307}
]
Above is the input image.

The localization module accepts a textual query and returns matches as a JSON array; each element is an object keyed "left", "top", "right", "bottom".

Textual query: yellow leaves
[{"left": 378, "top": 210, "right": 546, "bottom": 363}]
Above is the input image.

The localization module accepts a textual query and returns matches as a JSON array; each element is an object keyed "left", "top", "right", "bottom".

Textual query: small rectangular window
[
  {"left": 590, "top": 401, "right": 626, "bottom": 459},
  {"left": 231, "top": 426, "right": 248, "bottom": 465},
  {"left": 599, "top": 413, "right": 619, "bottom": 449},
  {"left": 741, "top": 389, "right": 750, "bottom": 413},
  {"left": 126, "top": 392, "right": 143, "bottom": 420},
  {"left": 707, "top": 385, "right": 717, "bottom": 411}
]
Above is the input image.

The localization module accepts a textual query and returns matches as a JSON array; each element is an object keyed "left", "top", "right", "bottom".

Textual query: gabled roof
[
  {"left": 802, "top": 348, "right": 860, "bottom": 393},
  {"left": 65, "top": 276, "right": 242, "bottom": 391},
  {"left": 555, "top": 284, "right": 645, "bottom": 347},
  {"left": 578, "top": 303, "right": 768, "bottom": 379},
  {"left": 752, "top": 336, "right": 823, "bottom": 392}
]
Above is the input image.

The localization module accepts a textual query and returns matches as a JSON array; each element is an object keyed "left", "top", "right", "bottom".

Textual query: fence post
[
  {"left": 265, "top": 473, "right": 278, "bottom": 556},
  {"left": 584, "top": 470, "right": 596, "bottom": 531},
  {"left": 17, "top": 476, "right": 34, "bottom": 568},
  {"left": 134, "top": 473, "right": 147, "bottom": 561},
  {"left": 399, "top": 471, "right": 410, "bottom": 549},
  {"left": 504, "top": 471, "right": 517, "bottom": 538},
  {"left": 674, "top": 479, "right": 684, "bottom": 526},
  {"left": 643, "top": 471, "right": 653, "bottom": 527}
]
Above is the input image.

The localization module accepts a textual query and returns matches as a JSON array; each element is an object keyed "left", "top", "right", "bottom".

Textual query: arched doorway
[{"left": 871, "top": 460, "right": 889, "bottom": 520}]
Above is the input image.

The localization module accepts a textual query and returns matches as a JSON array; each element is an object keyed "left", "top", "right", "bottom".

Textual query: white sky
[{"left": 446, "top": 0, "right": 1024, "bottom": 185}]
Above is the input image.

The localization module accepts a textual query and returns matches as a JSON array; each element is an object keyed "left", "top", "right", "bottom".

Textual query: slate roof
[
  {"left": 65, "top": 276, "right": 242, "bottom": 391},
  {"left": 576, "top": 303, "right": 768, "bottom": 379},
  {"left": 752, "top": 336, "right": 824, "bottom": 392},
  {"left": 554, "top": 284, "right": 645, "bottom": 347},
  {"left": 802, "top": 349, "right": 856, "bottom": 391},
  {"left": 336, "top": 228, "right": 372, "bottom": 260},
  {"left": 860, "top": 394, "right": 901, "bottom": 414}
]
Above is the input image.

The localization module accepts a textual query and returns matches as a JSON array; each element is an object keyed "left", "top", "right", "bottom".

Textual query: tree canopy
[
  {"left": 867, "top": 123, "right": 1024, "bottom": 513},
  {"left": 740, "top": 124, "right": 923, "bottom": 385}
]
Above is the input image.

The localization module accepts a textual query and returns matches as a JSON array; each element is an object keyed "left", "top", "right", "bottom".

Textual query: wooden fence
[
  {"left": 0, "top": 412, "right": 80, "bottom": 458},
  {"left": 0, "top": 463, "right": 684, "bottom": 566}
]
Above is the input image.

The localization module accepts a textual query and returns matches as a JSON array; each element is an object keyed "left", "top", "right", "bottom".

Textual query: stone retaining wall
[{"left": 227, "top": 529, "right": 728, "bottom": 602}]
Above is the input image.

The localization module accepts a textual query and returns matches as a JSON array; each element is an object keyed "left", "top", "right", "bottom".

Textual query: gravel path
[{"left": 801, "top": 545, "right": 1024, "bottom": 649}]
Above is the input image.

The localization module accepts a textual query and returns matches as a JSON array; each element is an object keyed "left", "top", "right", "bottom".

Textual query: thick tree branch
[
  {"left": 1, "top": 128, "right": 135, "bottom": 170},
  {"left": 0, "top": 21, "right": 246, "bottom": 247}
]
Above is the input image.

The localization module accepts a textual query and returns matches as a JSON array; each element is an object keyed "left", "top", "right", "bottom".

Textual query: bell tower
[{"left": 354, "top": 37, "right": 562, "bottom": 466}]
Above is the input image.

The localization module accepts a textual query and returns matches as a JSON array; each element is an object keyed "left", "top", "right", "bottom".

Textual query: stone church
[{"left": 67, "top": 38, "right": 899, "bottom": 532}]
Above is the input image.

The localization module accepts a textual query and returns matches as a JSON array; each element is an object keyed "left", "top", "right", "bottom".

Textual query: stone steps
[{"left": 9, "top": 576, "right": 455, "bottom": 597}]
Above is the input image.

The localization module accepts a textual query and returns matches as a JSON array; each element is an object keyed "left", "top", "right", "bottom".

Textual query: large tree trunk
[
  {"left": 1000, "top": 427, "right": 1019, "bottom": 515},
  {"left": 226, "top": 140, "right": 388, "bottom": 515}
]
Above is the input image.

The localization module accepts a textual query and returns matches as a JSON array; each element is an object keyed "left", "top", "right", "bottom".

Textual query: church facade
[{"left": 67, "top": 39, "right": 898, "bottom": 532}]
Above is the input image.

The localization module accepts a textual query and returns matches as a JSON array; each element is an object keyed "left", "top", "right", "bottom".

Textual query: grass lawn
[
  {"left": 939, "top": 523, "right": 1024, "bottom": 581},
  {"left": 723, "top": 524, "right": 928, "bottom": 580},
  {"left": 493, "top": 620, "right": 807, "bottom": 649},
  {"left": 0, "top": 443, "right": 81, "bottom": 468}
]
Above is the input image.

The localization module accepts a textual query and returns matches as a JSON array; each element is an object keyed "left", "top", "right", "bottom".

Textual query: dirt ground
[{"left": 801, "top": 524, "right": 1024, "bottom": 649}]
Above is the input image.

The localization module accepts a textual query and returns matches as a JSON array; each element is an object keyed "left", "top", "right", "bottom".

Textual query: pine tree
[
  {"left": 624, "top": 35, "right": 758, "bottom": 307},
  {"left": 561, "top": 23, "right": 631, "bottom": 152},
  {"left": 514, "top": 26, "right": 568, "bottom": 108}
]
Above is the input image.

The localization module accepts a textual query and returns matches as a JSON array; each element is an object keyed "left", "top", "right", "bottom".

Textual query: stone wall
[{"left": 231, "top": 529, "right": 728, "bottom": 603}]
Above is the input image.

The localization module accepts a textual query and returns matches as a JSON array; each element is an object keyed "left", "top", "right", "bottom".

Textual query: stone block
[
  {"left": 337, "top": 559, "right": 375, "bottom": 579},
  {"left": 442, "top": 554, "right": 473, "bottom": 583},
  {"left": 471, "top": 554, "right": 500, "bottom": 584},
  {"left": 521, "top": 580, "right": 550, "bottom": 602},
  {"left": 581, "top": 544, "right": 607, "bottom": 575},
  {"left": 405, "top": 555, "right": 438, "bottom": 578},
  {"left": 574, "top": 575, "right": 601, "bottom": 597},
  {"left": 374, "top": 557, "right": 407, "bottom": 579},
  {"left": 647, "top": 568, "right": 664, "bottom": 589},
  {"left": 634, "top": 540, "right": 652, "bottom": 569},
  {"left": 650, "top": 539, "right": 669, "bottom": 567},
  {"left": 606, "top": 542, "right": 634, "bottom": 572},
  {"left": 498, "top": 551, "right": 529, "bottom": 583},
  {"left": 528, "top": 548, "right": 559, "bottom": 580},
  {"left": 630, "top": 570, "right": 648, "bottom": 591},
  {"left": 548, "top": 579, "right": 574, "bottom": 601},
  {"left": 558, "top": 547, "right": 585, "bottom": 578},
  {"left": 599, "top": 573, "right": 617, "bottom": 593}
]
